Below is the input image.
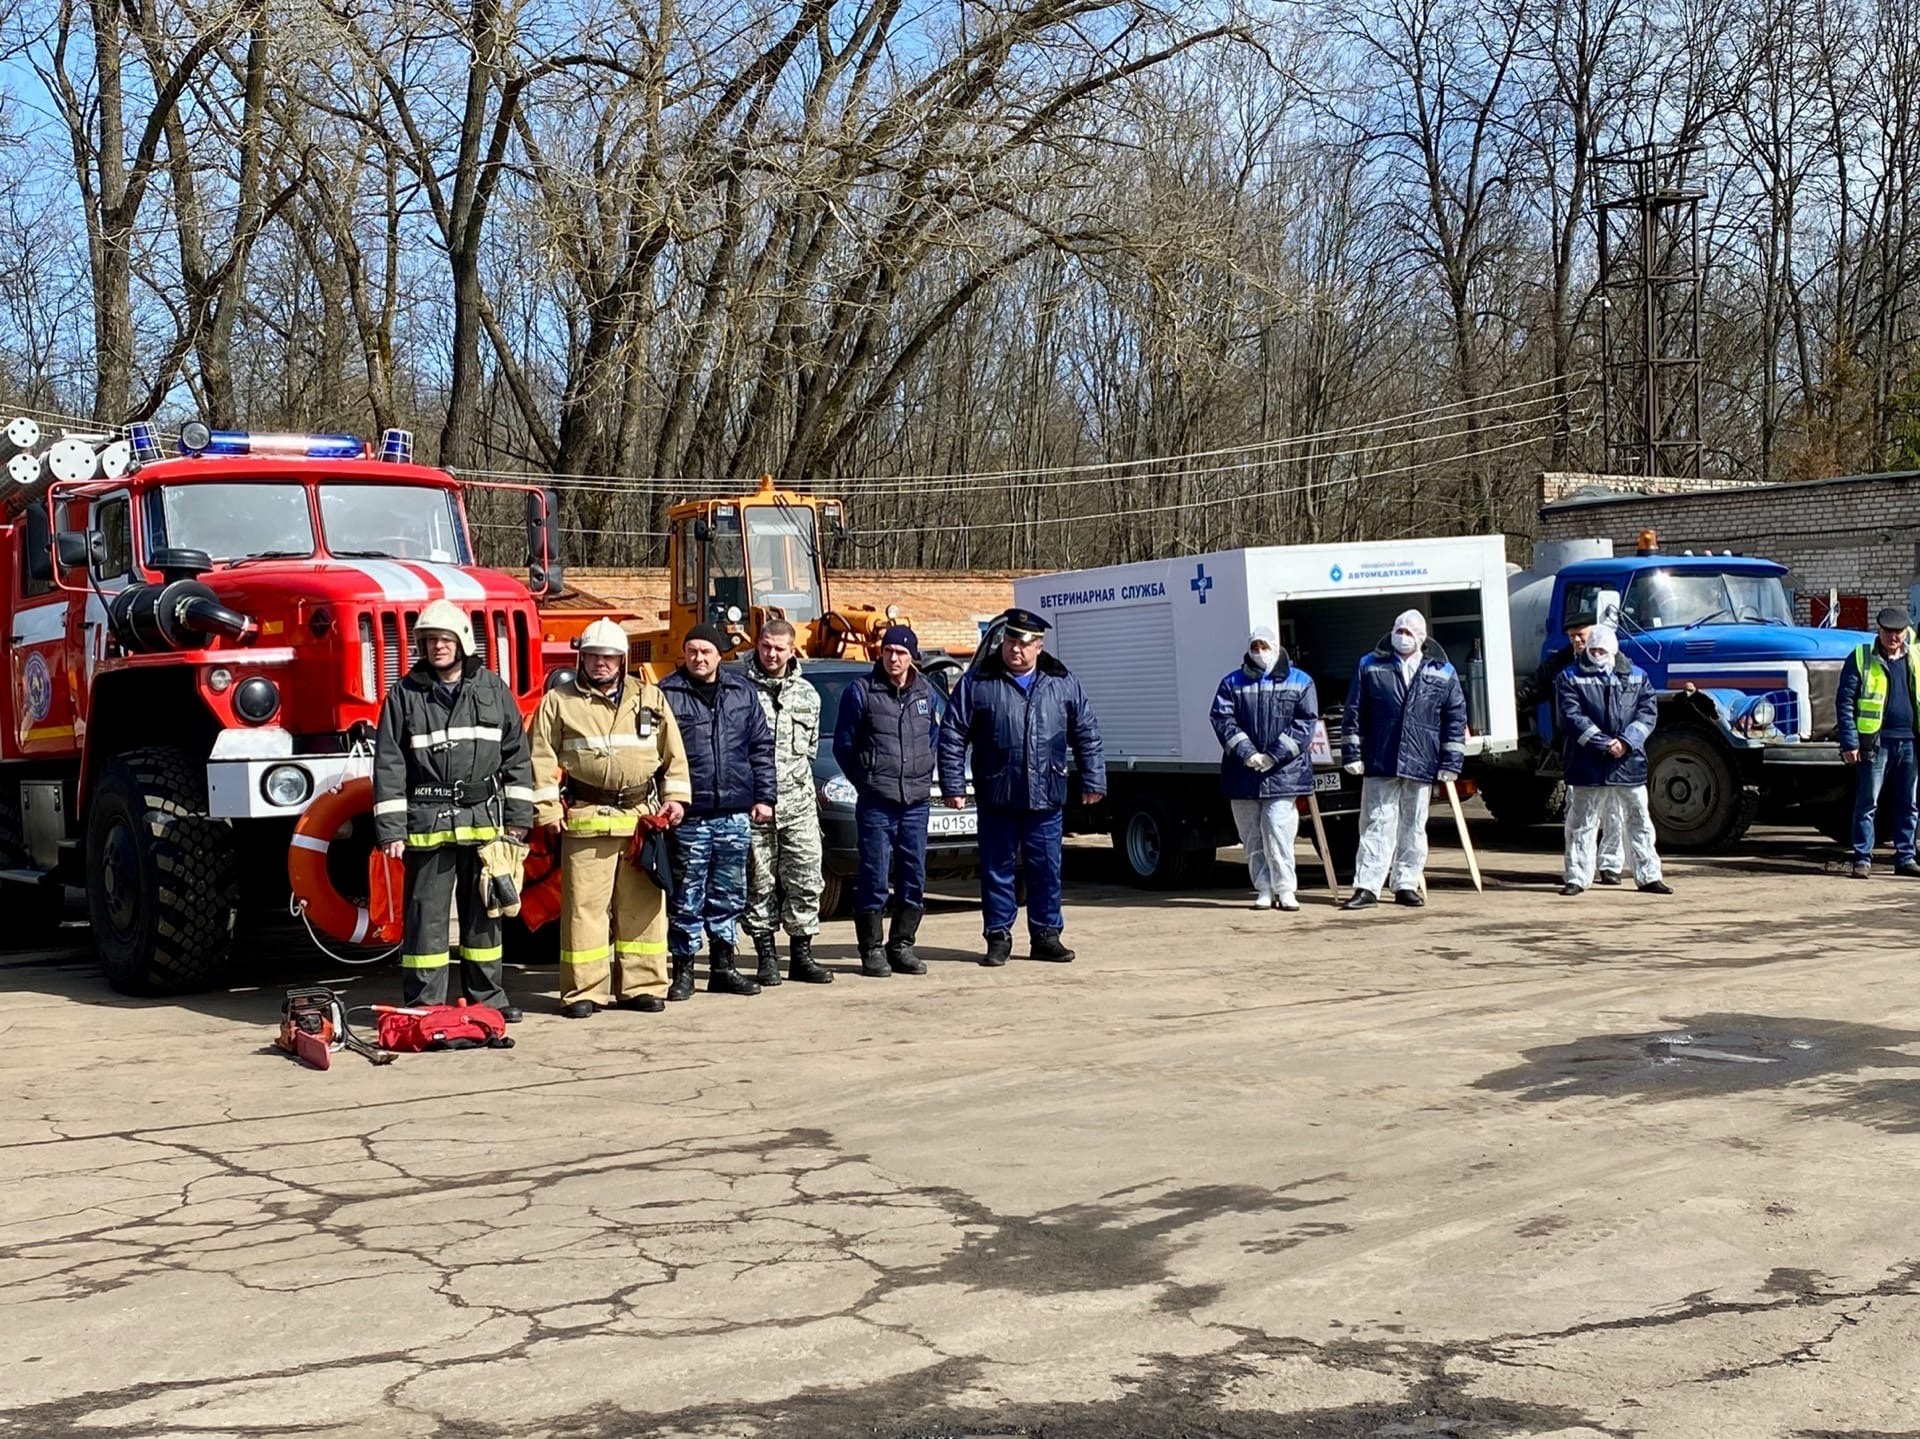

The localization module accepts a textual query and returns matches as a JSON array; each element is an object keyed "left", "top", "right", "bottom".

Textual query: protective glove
[
  {"left": 1436, "top": 769, "right": 1460, "bottom": 784},
  {"left": 1343, "top": 760, "right": 1364, "bottom": 776},
  {"left": 1245, "top": 752, "right": 1276, "bottom": 772}
]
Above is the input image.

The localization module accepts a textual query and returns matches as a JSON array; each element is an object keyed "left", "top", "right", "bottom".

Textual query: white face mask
[
  {"left": 1391, "top": 631, "right": 1419, "bottom": 657},
  {"left": 1586, "top": 649, "right": 1614, "bottom": 670},
  {"left": 1249, "top": 647, "right": 1276, "bottom": 673}
]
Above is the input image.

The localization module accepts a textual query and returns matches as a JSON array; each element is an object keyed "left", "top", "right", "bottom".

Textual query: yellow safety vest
[{"left": 1853, "top": 636, "right": 1916, "bottom": 736}]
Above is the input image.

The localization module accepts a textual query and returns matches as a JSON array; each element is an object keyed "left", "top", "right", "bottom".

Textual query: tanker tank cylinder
[{"left": 108, "top": 579, "right": 257, "bottom": 653}]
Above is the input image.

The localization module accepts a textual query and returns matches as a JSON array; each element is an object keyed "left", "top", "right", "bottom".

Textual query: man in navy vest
[
  {"left": 939, "top": 608, "right": 1105, "bottom": 966},
  {"left": 834, "top": 625, "right": 940, "bottom": 977}
]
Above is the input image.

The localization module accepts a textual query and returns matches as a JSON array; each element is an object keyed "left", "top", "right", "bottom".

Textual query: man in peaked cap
[{"left": 939, "top": 607, "right": 1105, "bottom": 966}]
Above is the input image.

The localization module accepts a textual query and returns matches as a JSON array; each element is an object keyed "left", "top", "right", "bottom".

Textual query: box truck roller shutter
[{"left": 1055, "top": 604, "right": 1180, "bottom": 757}]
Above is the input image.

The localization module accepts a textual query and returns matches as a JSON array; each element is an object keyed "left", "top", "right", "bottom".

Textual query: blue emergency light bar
[
  {"left": 201, "top": 430, "right": 363, "bottom": 459},
  {"left": 173, "top": 423, "right": 364, "bottom": 459},
  {"left": 379, "top": 428, "right": 413, "bottom": 463}
]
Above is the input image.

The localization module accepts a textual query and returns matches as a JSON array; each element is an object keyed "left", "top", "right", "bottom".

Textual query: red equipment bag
[
  {"left": 367, "top": 849, "right": 405, "bottom": 942},
  {"left": 375, "top": 999, "right": 514, "bottom": 1052}
]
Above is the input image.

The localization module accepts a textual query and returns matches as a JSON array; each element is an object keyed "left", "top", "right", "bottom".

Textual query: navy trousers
[
  {"left": 977, "top": 804, "right": 1064, "bottom": 936},
  {"left": 855, "top": 797, "right": 928, "bottom": 913}
]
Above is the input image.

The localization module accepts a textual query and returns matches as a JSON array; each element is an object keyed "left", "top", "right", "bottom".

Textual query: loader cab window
[
  {"left": 744, "top": 505, "right": 823, "bottom": 621},
  {"left": 94, "top": 496, "right": 132, "bottom": 582},
  {"left": 674, "top": 517, "right": 698, "bottom": 606},
  {"left": 705, "top": 508, "right": 748, "bottom": 624},
  {"left": 21, "top": 500, "right": 53, "bottom": 595}
]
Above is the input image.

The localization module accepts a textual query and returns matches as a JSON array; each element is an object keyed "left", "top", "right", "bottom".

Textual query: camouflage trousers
[
  {"left": 747, "top": 799, "right": 823, "bottom": 938},
  {"left": 667, "top": 812, "right": 751, "bottom": 956}
]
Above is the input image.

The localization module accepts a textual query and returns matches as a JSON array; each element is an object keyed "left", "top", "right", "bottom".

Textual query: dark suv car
[{"left": 799, "top": 658, "right": 976, "bottom": 917}]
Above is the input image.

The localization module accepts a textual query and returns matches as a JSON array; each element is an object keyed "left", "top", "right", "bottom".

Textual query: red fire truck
[{"left": 0, "top": 422, "right": 558, "bottom": 995}]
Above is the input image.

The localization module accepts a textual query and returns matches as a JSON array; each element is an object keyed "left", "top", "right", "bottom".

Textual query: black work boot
[
  {"left": 666, "top": 955, "right": 696, "bottom": 1002},
  {"left": 886, "top": 905, "right": 928, "bottom": 975},
  {"left": 751, "top": 930, "right": 783, "bottom": 987},
  {"left": 981, "top": 930, "right": 1013, "bottom": 967},
  {"left": 1029, "top": 928, "right": 1075, "bottom": 963},
  {"left": 788, "top": 934, "right": 834, "bottom": 984},
  {"left": 855, "top": 911, "right": 890, "bottom": 977},
  {"left": 706, "top": 937, "right": 761, "bottom": 995},
  {"left": 1341, "top": 889, "right": 1379, "bottom": 911}
]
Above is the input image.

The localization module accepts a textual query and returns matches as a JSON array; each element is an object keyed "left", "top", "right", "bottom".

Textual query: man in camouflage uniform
[
  {"left": 528, "top": 619, "right": 692, "bottom": 1018},
  {"left": 742, "top": 619, "right": 834, "bottom": 984}
]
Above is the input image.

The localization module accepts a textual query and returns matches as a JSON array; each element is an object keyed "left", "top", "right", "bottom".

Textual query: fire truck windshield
[
  {"left": 158, "top": 483, "right": 316, "bottom": 561},
  {"left": 744, "top": 505, "right": 822, "bottom": 620},
  {"left": 318, "top": 485, "right": 468, "bottom": 563}
]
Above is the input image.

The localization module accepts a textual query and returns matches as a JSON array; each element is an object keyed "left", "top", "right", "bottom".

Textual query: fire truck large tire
[{"left": 87, "top": 747, "right": 239, "bottom": 996}]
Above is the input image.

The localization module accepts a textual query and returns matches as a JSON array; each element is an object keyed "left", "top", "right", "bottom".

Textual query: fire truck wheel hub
[{"left": 99, "top": 820, "right": 143, "bottom": 934}]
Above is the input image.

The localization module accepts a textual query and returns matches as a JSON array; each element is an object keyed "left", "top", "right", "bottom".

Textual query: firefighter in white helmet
[
  {"left": 372, "top": 598, "right": 536, "bottom": 1019},
  {"left": 528, "top": 618, "right": 693, "bottom": 1017}
]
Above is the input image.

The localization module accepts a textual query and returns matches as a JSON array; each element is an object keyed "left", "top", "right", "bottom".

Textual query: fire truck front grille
[{"left": 366, "top": 606, "right": 527, "bottom": 697}]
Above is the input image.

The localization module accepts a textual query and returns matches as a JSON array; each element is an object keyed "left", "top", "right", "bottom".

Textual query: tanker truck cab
[
  {"left": 1, "top": 423, "right": 548, "bottom": 994},
  {"left": 1502, "top": 537, "right": 1871, "bottom": 850}
]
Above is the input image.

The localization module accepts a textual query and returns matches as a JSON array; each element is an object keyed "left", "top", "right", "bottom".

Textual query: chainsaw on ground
[{"left": 275, "top": 986, "right": 395, "bottom": 1069}]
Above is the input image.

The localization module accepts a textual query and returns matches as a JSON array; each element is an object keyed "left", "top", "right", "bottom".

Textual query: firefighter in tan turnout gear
[
  {"left": 373, "top": 599, "right": 536, "bottom": 1020},
  {"left": 529, "top": 619, "right": 693, "bottom": 1018}
]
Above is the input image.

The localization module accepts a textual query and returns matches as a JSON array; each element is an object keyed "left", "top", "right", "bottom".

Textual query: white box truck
[{"left": 1011, "top": 535, "right": 1519, "bottom": 884}]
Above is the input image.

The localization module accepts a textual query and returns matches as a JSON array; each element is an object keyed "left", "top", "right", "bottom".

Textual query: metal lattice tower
[{"left": 1595, "top": 145, "right": 1705, "bottom": 478}]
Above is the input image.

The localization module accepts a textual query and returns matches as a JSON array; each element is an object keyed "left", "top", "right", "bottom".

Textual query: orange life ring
[{"left": 288, "top": 776, "right": 402, "bottom": 946}]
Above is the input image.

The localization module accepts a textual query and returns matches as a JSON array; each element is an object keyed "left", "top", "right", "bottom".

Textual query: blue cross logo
[
  {"left": 1191, "top": 563, "right": 1213, "bottom": 604},
  {"left": 1329, "top": 565, "right": 1344, "bottom": 582}
]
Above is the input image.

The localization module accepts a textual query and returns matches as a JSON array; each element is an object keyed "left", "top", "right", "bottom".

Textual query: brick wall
[
  {"left": 566, "top": 568, "right": 1031, "bottom": 656},
  {"left": 1536, "top": 471, "right": 1920, "bottom": 621}
]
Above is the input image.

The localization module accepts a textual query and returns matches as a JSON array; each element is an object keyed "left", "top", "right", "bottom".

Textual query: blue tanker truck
[{"left": 1475, "top": 532, "right": 1872, "bottom": 849}]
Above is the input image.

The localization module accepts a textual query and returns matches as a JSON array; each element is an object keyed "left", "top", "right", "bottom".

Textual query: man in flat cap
[
  {"left": 1837, "top": 605, "right": 1920, "bottom": 879},
  {"left": 939, "top": 608, "right": 1105, "bottom": 965}
]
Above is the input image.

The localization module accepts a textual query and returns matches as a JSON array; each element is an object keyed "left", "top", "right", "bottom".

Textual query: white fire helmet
[
  {"left": 578, "top": 618, "right": 630, "bottom": 657},
  {"left": 414, "top": 598, "right": 475, "bottom": 657}
]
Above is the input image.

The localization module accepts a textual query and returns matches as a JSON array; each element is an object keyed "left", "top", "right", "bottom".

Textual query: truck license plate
[
  {"left": 929, "top": 809, "right": 978, "bottom": 837},
  {"left": 1312, "top": 771, "right": 1343, "bottom": 793}
]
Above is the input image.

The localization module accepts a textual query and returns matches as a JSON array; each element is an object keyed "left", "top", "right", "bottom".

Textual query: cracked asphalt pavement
[{"left": 3, "top": 823, "right": 1918, "bottom": 1437}]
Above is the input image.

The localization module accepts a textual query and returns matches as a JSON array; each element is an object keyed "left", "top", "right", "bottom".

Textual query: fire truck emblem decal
[{"left": 22, "top": 652, "right": 52, "bottom": 721}]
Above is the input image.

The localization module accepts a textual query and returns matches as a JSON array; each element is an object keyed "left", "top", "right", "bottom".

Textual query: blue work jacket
[
  {"left": 938, "top": 651, "right": 1105, "bottom": 811},
  {"left": 1210, "top": 653, "right": 1319, "bottom": 799},
  {"left": 1341, "top": 638, "right": 1468, "bottom": 783}
]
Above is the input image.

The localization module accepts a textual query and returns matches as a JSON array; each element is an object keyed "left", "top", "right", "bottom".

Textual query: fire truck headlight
[
  {"left": 261, "top": 764, "right": 313, "bottom": 808},
  {"left": 234, "top": 676, "right": 281, "bottom": 723}
]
